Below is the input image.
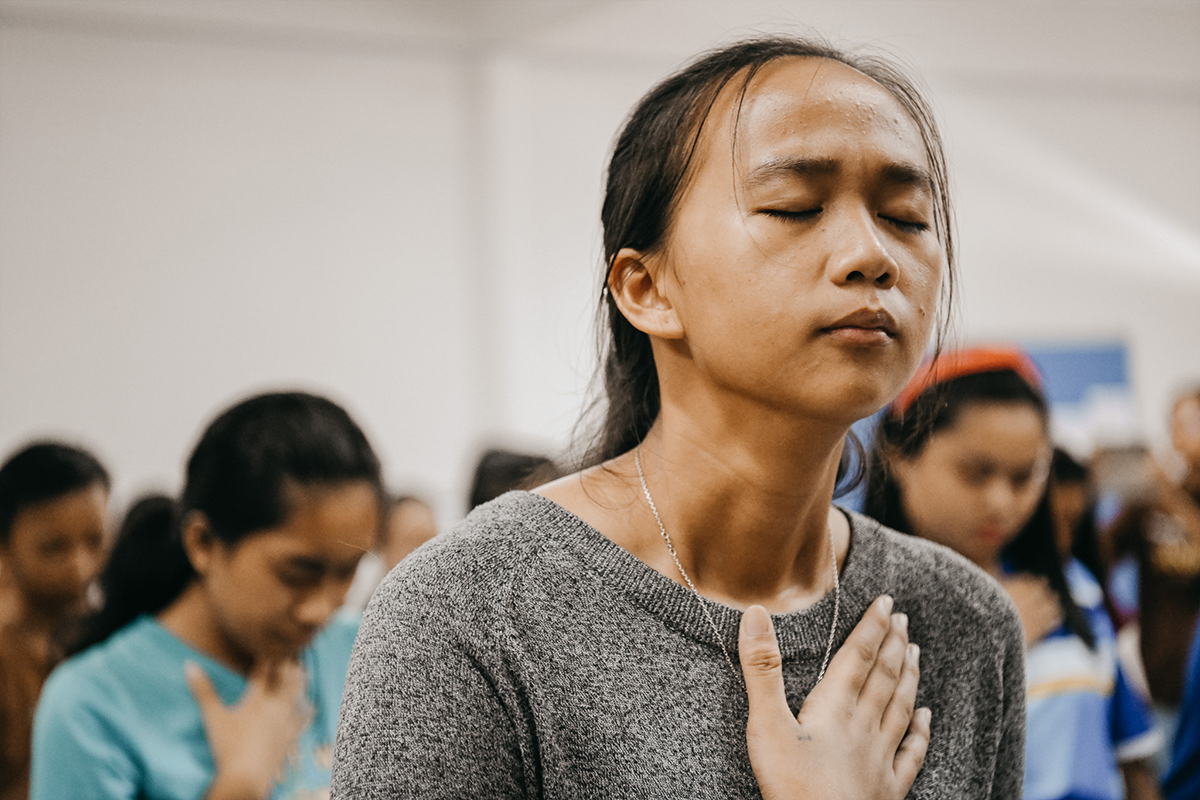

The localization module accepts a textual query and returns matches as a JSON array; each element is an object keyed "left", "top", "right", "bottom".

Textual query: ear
[
  {"left": 181, "top": 511, "right": 219, "bottom": 578},
  {"left": 608, "top": 248, "right": 684, "bottom": 340}
]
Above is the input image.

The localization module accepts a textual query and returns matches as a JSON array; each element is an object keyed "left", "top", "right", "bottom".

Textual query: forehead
[
  {"left": 937, "top": 403, "right": 1047, "bottom": 454},
  {"left": 10, "top": 484, "right": 107, "bottom": 532},
  {"left": 704, "top": 56, "right": 929, "bottom": 174},
  {"left": 242, "top": 482, "right": 379, "bottom": 556}
]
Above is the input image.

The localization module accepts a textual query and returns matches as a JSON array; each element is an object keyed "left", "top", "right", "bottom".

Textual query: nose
[
  {"left": 69, "top": 547, "right": 101, "bottom": 591},
  {"left": 983, "top": 478, "right": 1018, "bottom": 518},
  {"left": 294, "top": 582, "right": 344, "bottom": 629},
  {"left": 826, "top": 207, "right": 899, "bottom": 289}
]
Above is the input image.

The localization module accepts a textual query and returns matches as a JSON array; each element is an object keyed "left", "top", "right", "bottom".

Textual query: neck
[
  {"left": 630, "top": 395, "right": 851, "bottom": 611},
  {"left": 158, "top": 583, "right": 254, "bottom": 674}
]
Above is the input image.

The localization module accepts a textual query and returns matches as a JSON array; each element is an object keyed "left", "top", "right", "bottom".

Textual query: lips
[
  {"left": 821, "top": 308, "right": 898, "bottom": 345},
  {"left": 978, "top": 524, "right": 1007, "bottom": 546}
]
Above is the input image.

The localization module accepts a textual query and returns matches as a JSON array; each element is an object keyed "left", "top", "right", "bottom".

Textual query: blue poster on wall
[{"left": 1025, "top": 341, "right": 1137, "bottom": 457}]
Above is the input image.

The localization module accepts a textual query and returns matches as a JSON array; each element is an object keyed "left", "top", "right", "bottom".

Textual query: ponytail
[{"left": 68, "top": 494, "right": 193, "bottom": 656}]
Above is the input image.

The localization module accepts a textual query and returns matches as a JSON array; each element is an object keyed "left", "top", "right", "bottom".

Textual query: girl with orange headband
[{"left": 866, "top": 346, "right": 1162, "bottom": 800}]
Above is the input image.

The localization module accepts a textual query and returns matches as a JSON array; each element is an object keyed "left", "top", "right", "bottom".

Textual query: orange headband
[{"left": 891, "top": 346, "right": 1043, "bottom": 418}]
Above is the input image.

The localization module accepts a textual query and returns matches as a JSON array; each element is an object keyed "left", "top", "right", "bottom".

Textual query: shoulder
[
  {"left": 846, "top": 511, "right": 1023, "bottom": 648},
  {"left": 370, "top": 491, "right": 558, "bottom": 612},
  {"left": 360, "top": 491, "right": 571, "bottom": 656},
  {"left": 37, "top": 618, "right": 159, "bottom": 718}
]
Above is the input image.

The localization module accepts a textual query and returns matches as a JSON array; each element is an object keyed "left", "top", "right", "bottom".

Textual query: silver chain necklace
[{"left": 634, "top": 446, "right": 841, "bottom": 688}]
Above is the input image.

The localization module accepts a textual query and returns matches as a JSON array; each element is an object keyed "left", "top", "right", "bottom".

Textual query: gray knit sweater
[{"left": 333, "top": 491, "right": 1025, "bottom": 799}]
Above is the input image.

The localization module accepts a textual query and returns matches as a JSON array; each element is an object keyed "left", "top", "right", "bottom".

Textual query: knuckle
[
  {"left": 855, "top": 639, "right": 878, "bottom": 662},
  {"left": 747, "top": 648, "right": 783, "bottom": 673}
]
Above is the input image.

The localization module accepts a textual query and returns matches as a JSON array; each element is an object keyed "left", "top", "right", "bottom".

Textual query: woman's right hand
[
  {"left": 738, "top": 595, "right": 930, "bottom": 800},
  {"left": 186, "top": 659, "right": 312, "bottom": 800}
]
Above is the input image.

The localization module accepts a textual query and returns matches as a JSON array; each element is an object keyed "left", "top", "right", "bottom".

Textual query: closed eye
[
  {"left": 881, "top": 215, "right": 929, "bottom": 233},
  {"left": 760, "top": 207, "right": 821, "bottom": 221}
]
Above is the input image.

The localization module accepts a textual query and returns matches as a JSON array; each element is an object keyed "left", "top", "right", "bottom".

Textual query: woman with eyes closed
[
  {"left": 31, "top": 392, "right": 383, "bottom": 800},
  {"left": 334, "top": 36, "right": 1024, "bottom": 800}
]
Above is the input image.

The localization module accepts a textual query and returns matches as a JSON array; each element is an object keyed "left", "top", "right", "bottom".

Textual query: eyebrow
[
  {"left": 880, "top": 162, "right": 934, "bottom": 192},
  {"left": 745, "top": 156, "right": 838, "bottom": 186},
  {"left": 744, "top": 156, "right": 933, "bottom": 192}
]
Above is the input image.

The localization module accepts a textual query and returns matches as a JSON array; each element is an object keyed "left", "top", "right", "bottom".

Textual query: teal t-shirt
[{"left": 30, "top": 613, "right": 359, "bottom": 800}]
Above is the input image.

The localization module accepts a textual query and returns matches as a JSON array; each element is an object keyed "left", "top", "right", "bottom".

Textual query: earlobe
[
  {"left": 181, "top": 511, "right": 215, "bottom": 577},
  {"left": 608, "top": 248, "right": 684, "bottom": 340}
]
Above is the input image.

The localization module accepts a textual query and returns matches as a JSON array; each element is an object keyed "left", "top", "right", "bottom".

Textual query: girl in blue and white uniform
[{"left": 866, "top": 347, "right": 1161, "bottom": 800}]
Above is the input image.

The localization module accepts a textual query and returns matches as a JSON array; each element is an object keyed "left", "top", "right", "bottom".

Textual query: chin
[{"left": 812, "top": 376, "right": 898, "bottom": 422}]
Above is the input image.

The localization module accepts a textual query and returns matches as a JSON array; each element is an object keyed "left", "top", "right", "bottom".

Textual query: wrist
[{"left": 206, "top": 768, "right": 273, "bottom": 800}]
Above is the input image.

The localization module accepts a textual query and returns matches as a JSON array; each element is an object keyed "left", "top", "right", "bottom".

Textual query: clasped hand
[{"left": 186, "top": 659, "right": 312, "bottom": 800}]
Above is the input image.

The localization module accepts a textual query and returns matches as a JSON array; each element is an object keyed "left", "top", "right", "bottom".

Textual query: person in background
[
  {"left": 866, "top": 346, "right": 1162, "bottom": 800},
  {"left": 0, "top": 442, "right": 109, "bottom": 800},
  {"left": 1105, "top": 390, "right": 1200, "bottom": 773},
  {"left": 67, "top": 494, "right": 177, "bottom": 657},
  {"left": 1050, "top": 448, "right": 1107, "bottom": 589},
  {"left": 341, "top": 494, "right": 438, "bottom": 612},
  {"left": 467, "top": 448, "right": 562, "bottom": 511},
  {"left": 1122, "top": 387, "right": 1200, "bottom": 799},
  {"left": 30, "top": 392, "right": 383, "bottom": 800}
]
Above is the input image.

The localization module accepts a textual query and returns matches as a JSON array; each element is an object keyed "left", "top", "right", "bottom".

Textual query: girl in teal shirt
[{"left": 31, "top": 392, "right": 383, "bottom": 800}]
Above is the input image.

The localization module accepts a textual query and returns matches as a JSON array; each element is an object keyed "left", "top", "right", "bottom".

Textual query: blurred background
[{"left": 1, "top": 0, "right": 1198, "bottom": 517}]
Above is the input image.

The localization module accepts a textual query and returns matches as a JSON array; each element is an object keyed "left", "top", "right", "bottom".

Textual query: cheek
[
  {"left": 903, "top": 464, "right": 983, "bottom": 537},
  {"left": 898, "top": 253, "right": 942, "bottom": 332},
  {"left": 209, "top": 560, "right": 291, "bottom": 630}
]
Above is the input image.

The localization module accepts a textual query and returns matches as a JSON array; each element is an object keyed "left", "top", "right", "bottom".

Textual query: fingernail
[
  {"left": 919, "top": 707, "right": 932, "bottom": 726},
  {"left": 895, "top": 613, "right": 908, "bottom": 634},
  {"left": 744, "top": 605, "right": 772, "bottom": 636},
  {"left": 907, "top": 643, "right": 919, "bottom": 661},
  {"left": 880, "top": 595, "right": 894, "bottom": 614}
]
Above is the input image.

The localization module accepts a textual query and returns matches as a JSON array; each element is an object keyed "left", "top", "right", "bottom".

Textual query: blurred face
[
  {"left": 1172, "top": 395, "right": 1200, "bottom": 468},
  {"left": 379, "top": 499, "right": 437, "bottom": 573},
  {"left": 0, "top": 483, "right": 108, "bottom": 614},
  {"left": 194, "top": 481, "right": 378, "bottom": 663},
  {"left": 893, "top": 402, "right": 1051, "bottom": 571},
  {"left": 653, "top": 57, "right": 944, "bottom": 422}
]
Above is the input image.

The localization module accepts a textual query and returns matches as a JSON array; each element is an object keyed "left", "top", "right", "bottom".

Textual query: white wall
[
  {"left": 2, "top": 0, "right": 1198, "bottom": 520},
  {"left": 0, "top": 14, "right": 480, "bottom": 513},
  {"left": 482, "top": 0, "right": 1200, "bottom": 447}
]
